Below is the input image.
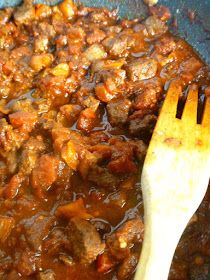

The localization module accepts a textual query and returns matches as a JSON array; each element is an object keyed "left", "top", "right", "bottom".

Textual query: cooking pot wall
[{"left": 0, "top": 0, "right": 209, "bottom": 64}]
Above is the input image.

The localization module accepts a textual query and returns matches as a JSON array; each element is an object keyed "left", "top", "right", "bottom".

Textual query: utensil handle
[{"left": 134, "top": 212, "right": 187, "bottom": 280}]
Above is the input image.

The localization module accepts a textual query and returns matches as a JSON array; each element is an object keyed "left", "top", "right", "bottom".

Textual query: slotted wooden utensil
[{"left": 135, "top": 82, "right": 210, "bottom": 280}]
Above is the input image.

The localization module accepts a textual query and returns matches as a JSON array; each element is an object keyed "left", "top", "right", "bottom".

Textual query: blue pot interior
[{"left": 0, "top": 0, "right": 209, "bottom": 65}]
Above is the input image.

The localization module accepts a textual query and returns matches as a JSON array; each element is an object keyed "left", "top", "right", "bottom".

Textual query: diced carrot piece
[
  {"left": 35, "top": 4, "right": 52, "bottom": 18},
  {"left": 31, "top": 154, "right": 59, "bottom": 192},
  {"left": 56, "top": 198, "right": 92, "bottom": 219},
  {"left": 61, "top": 141, "right": 79, "bottom": 170},
  {"left": 50, "top": 63, "right": 70, "bottom": 77},
  {"left": 77, "top": 108, "right": 97, "bottom": 133},
  {"left": 95, "top": 83, "right": 114, "bottom": 103},
  {"left": 30, "top": 53, "right": 54, "bottom": 72},
  {"left": 59, "top": 0, "right": 77, "bottom": 19},
  {"left": 0, "top": 216, "right": 15, "bottom": 243}
]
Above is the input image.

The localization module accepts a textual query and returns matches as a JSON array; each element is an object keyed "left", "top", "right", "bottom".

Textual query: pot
[{"left": 0, "top": 0, "right": 209, "bottom": 64}]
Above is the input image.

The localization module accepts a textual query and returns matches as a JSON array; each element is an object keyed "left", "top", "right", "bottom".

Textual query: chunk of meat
[
  {"left": 34, "top": 35, "right": 49, "bottom": 53},
  {"left": 88, "top": 166, "right": 121, "bottom": 188},
  {"left": 97, "top": 252, "right": 117, "bottom": 273},
  {"left": 133, "top": 87, "right": 161, "bottom": 111},
  {"left": 0, "top": 119, "right": 31, "bottom": 156},
  {"left": 83, "top": 96, "right": 100, "bottom": 112},
  {"left": 3, "top": 173, "right": 24, "bottom": 199},
  {"left": 106, "top": 219, "right": 144, "bottom": 260},
  {"left": 14, "top": 0, "right": 35, "bottom": 25},
  {"left": 149, "top": 5, "right": 171, "bottom": 21},
  {"left": 86, "top": 28, "right": 106, "bottom": 45},
  {"left": 0, "top": 216, "right": 15, "bottom": 242},
  {"left": 23, "top": 214, "right": 55, "bottom": 251},
  {"left": 56, "top": 198, "right": 92, "bottom": 220},
  {"left": 127, "top": 58, "right": 158, "bottom": 82},
  {"left": 117, "top": 253, "right": 139, "bottom": 279},
  {"left": 9, "top": 111, "right": 37, "bottom": 130},
  {"left": 107, "top": 98, "right": 131, "bottom": 126},
  {"left": 59, "top": 104, "right": 82, "bottom": 124},
  {"left": 102, "top": 36, "right": 129, "bottom": 57},
  {"left": 16, "top": 250, "right": 38, "bottom": 276},
  {"left": 144, "top": 16, "right": 168, "bottom": 37},
  {"left": 38, "top": 271, "right": 55, "bottom": 280},
  {"left": 155, "top": 36, "right": 176, "bottom": 55},
  {"left": 31, "top": 154, "right": 59, "bottom": 195},
  {"left": 108, "top": 156, "right": 138, "bottom": 174},
  {"left": 179, "top": 57, "right": 203, "bottom": 85},
  {"left": 52, "top": 127, "right": 72, "bottom": 152},
  {"left": 77, "top": 108, "right": 97, "bottom": 133},
  {"left": 68, "top": 217, "right": 105, "bottom": 264},
  {"left": 43, "top": 228, "right": 69, "bottom": 256},
  {"left": 19, "top": 136, "right": 46, "bottom": 175},
  {"left": 129, "top": 114, "right": 157, "bottom": 135}
]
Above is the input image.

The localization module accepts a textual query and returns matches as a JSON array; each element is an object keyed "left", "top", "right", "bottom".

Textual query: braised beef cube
[
  {"left": 23, "top": 214, "right": 55, "bottom": 251},
  {"left": 107, "top": 98, "right": 131, "bottom": 126},
  {"left": 31, "top": 154, "right": 59, "bottom": 195},
  {"left": 104, "top": 37, "right": 127, "bottom": 57},
  {"left": 43, "top": 228, "right": 69, "bottom": 256},
  {"left": 127, "top": 58, "right": 158, "bottom": 82},
  {"left": 0, "top": 255, "right": 13, "bottom": 271},
  {"left": 68, "top": 217, "right": 105, "bottom": 264},
  {"left": 131, "top": 140, "right": 147, "bottom": 161},
  {"left": 108, "top": 155, "right": 138, "bottom": 174},
  {"left": 16, "top": 250, "right": 39, "bottom": 276},
  {"left": 60, "top": 104, "right": 82, "bottom": 124},
  {"left": 52, "top": 127, "right": 72, "bottom": 152},
  {"left": 144, "top": 16, "right": 168, "bottom": 37},
  {"left": 179, "top": 57, "right": 203, "bottom": 84},
  {"left": 129, "top": 114, "right": 157, "bottom": 135},
  {"left": 77, "top": 108, "right": 97, "bottom": 133},
  {"left": 117, "top": 253, "right": 139, "bottom": 279},
  {"left": 14, "top": 0, "right": 35, "bottom": 24},
  {"left": 190, "top": 264, "right": 210, "bottom": 280},
  {"left": 134, "top": 87, "right": 160, "bottom": 111},
  {"left": 9, "top": 111, "right": 37, "bottom": 131},
  {"left": 86, "top": 28, "right": 106, "bottom": 45},
  {"left": 19, "top": 136, "right": 45, "bottom": 175},
  {"left": 88, "top": 166, "right": 121, "bottom": 188},
  {"left": 106, "top": 219, "right": 144, "bottom": 260},
  {"left": 0, "top": 8, "right": 13, "bottom": 25},
  {"left": 155, "top": 36, "right": 176, "bottom": 55},
  {"left": 38, "top": 270, "right": 55, "bottom": 280},
  {"left": 0, "top": 216, "right": 15, "bottom": 243},
  {"left": 97, "top": 252, "right": 117, "bottom": 273},
  {"left": 149, "top": 5, "right": 171, "bottom": 21}
]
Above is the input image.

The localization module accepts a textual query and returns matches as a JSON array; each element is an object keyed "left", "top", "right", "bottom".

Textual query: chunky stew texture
[{"left": 0, "top": 0, "right": 209, "bottom": 279}]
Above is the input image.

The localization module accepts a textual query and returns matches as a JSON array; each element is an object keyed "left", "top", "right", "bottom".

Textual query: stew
[{"left": 0, "top": 1, "right": 209, "bottom": 279}]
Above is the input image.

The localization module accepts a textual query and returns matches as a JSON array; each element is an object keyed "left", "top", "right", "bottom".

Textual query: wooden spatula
[{"left": 134, "top": 82, "right": 210, "bottom": 280}]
